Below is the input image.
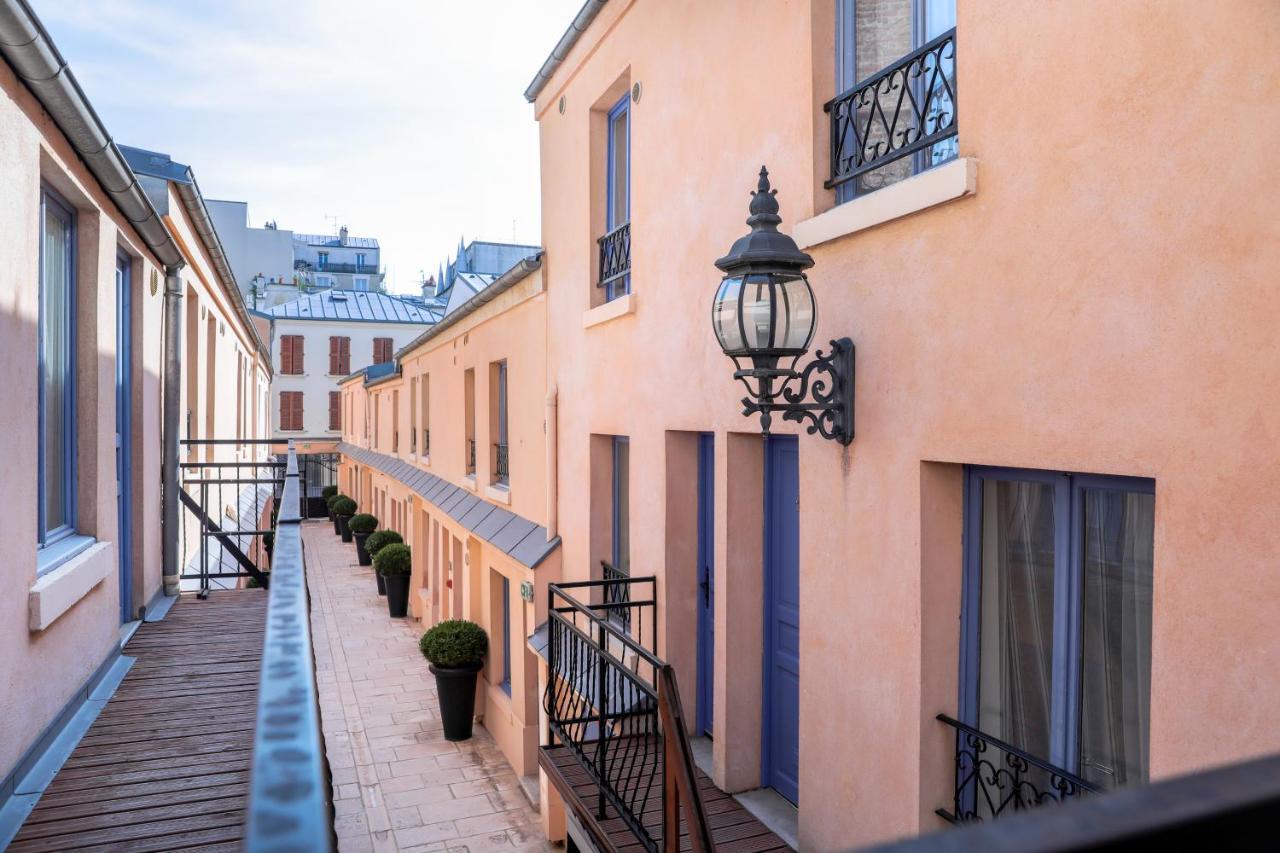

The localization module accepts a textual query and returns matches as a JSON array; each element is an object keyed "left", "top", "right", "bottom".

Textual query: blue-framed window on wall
[
  {"left": 500, "top": 575, "right": 512, "bottom": 696},
  {"left": 959, "top": 466, "right": 1155, "bottom": 797},
  {"left": 612, "top": 436, "right": 630, "bottom": 575},
  {"left": 603, "top": 93, "right": 630, "bottom": 301},
  {"left": 38, "top": 188, "right": 84, "bottom": 567},
  {"left": 834, "top": 0, "right": 957, "bottom": 203}
]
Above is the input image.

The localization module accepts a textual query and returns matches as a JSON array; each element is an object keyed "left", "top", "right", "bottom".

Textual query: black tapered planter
[
  {"left": 337, "top": 515, "right": 353, "bottom": 542},
  {"left": 430, "top": 662, "right": 482, "bottom": 741},
  {"left": 331, "top": 513, "right": 341, "bottom": 535},
  {"left": 376, "top": 571, "right": 386, "bottom": 596},
  {"left": 384, "top": 572, "right": 410, "bottom": 617},
  {"left": 354, "top": 532, "right": 372, "bottom": 566}
]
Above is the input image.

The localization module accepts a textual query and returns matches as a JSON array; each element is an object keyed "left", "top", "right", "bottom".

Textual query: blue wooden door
[
  {"left": 763, "top": 436, "right": 800, "bottom": 803},
  {"left": 115, "top": 255, "right": 133, "bottom": 624},
  {"left": 695, "top": 433, "right": 715, "bottom": 737}
]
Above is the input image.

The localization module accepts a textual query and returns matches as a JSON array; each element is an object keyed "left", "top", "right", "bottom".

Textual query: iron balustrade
[
  {"left": 422, "top": 428, "right": 430, "bottom": 456},
  {"left": 296, "top": 452, "right": 339, "bottom": 518},
  {"left": 178, "top": 438, "right": 291, "bottom": 595},
  {"left": 544, "top": 579, "right": 710, "bottom": 853},
  {"left": 597, "top": 222, "right": 631, "bottom": 293},
  {"left": 936, "top": 714, "right": 1100, "bottom": 824},
  {"left": 600, "top": 560, "right": 631, "bottom": 634},
  {"left": 295, "top": 260, "right": 380, "bottom": 275},
  {"left": 467, "top": 438, "right": 476, "bottom": 475},
  {"left": 410, "top": 427, "right": 416, "bottom": 454},
  {"left": 246, "top": 443, "right": 336, "bottom": 851},
  {"left": 825, "top": 28, "right": 957, "bottom": 189},
  {"left": 494, "top": 443, "right": 509, "bottom": 484}
]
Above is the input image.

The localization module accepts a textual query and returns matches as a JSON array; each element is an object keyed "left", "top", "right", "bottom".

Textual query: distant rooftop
[
  {"left": 294, "top": 233, "right": 380, "bottom": 249},
  {"left": 268, "top": 290, "right": 439, "bottom": 324}
]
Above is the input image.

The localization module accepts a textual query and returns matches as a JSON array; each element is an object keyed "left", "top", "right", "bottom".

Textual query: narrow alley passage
[{"left": 302, "top": 522, "right": 552, "bottom": 853}]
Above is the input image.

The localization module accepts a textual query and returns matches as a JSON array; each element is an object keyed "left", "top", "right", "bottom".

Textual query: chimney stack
[{"left": 339, "top": 225, "right": 349, "bottom": 246}]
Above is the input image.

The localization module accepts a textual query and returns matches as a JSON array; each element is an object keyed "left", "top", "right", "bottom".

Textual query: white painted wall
[{"left": 270, "top": 318, "right": 428, "bottom": 438}]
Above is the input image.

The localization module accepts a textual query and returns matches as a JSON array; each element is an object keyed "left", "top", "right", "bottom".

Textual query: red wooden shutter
[
  {"left": 294, "top": 336, "right": 304, "bottom": 374},
  {"left": 340, "top": 337, "right": 350, "bottom": 374},
  {"left": 329, "top": 391, "right": 341, "bottom": 431},
  {"left": 280, "top": 337, "right": 292, "bottom": 374},
  {"left": 329, "top": 337, "right": 339, "bottom": 376},
  {"left": 373, "top": 337, "right": 392, "bottom": 364},
  {"left": 279, "top": 392, "right": 290, "bottom": 430},
  {"left": 292, "top": 392, "right": 304, "bottom": 431}
]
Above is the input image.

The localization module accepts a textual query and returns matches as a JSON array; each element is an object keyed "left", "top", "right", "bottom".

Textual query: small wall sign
[{"left": 520, "top": 581, "right": 534, "bottom": 603}]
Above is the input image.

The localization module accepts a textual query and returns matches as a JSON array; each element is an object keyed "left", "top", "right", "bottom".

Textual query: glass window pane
[
  {"left": 609, "top": 107, "right": 629, "bottom": 227},
  {"left": 42, "top": 203, "right": 70, "bottom": 535},
  {"left": 1078, "top": 488, "right": 1154, "bottom": 789},
  {"left": 978, "top": 479, "right": 1056, "bottom": 760},
  {"left": 613, "top": 439, "right": 629, "bottom": 575}
]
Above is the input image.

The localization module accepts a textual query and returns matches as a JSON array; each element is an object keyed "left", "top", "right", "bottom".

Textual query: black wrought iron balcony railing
[
  {"left": 494, "top": 443, "right": 509, "bottom": 484},
  {"left": 295, "top": 260, "right": 380, "bottom": 275},
  {"left": 422, "top": 428, "right": 430, "bottom": 456},
  {"left": 596, "top": 221, "right": 630, "bottom": 294},
  {"left": 410, "top": 427, "right": 416, "bottom": 454},
  {"left": 825, "top": 28, "right": 957, "bottom": 189},
  {"left": 466, "top": 438, "right": 476, "bottom": 475},
  {"left": 600, "top": 559, "right": 631, "bottom": 633},
  {"left": 936, "top": 713, "right": 1101, "bottom": 824}
]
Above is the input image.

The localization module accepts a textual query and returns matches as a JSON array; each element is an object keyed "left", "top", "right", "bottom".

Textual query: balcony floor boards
[{"left": 9, "top": 590, "right": 266, "bottom": 852}]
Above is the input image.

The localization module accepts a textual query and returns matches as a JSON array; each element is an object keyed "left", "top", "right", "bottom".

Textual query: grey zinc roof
[
  {"left": 269, "top": 291, "right": 440, "bottom": 324},
  {"left": 338, "top": 443, "right": 560, "bottom": 570}
]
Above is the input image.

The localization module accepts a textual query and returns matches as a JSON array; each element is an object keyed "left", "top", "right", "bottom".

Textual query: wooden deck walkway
[
  {"left": 541, "top": 742, "right": 790, "bottom": 853},
  {"left": 9, "top": 590, "right": 267, "bottom": 852}
]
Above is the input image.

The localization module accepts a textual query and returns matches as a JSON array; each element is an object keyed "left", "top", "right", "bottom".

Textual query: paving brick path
[{"left": 304, "top": 521, "right": 553, "bottom": 853}]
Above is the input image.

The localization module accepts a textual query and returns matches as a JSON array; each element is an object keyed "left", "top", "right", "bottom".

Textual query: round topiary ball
[
  {"left": 349, "top": 513, "right": 379, "bottom": 534},
  {"left": 331, "top": 496, "right": 356, "bottom": 516},
  {"left": 373, "top": 543, "right": 412, "bottom": 576},
  {"left": 364, "top": 530, "right": 403, "bottom": 558},
  {"left": 419, "top": 620, "right": 488, "bottom": 668},
  {"left": 321, "top": 485, "right": 338, "bottom": 500}
]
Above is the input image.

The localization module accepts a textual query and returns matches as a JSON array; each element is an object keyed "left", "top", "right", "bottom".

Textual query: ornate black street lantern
[{"left": 712, "top": 167, "right": 854, "bottom": 444}]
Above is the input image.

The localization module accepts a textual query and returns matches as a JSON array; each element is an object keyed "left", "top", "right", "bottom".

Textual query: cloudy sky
[{"left": 39, "top": 0, "right": 582, "bottom": 293}]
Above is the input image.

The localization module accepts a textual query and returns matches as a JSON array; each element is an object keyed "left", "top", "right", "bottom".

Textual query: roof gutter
[
  {"left": 394, "top": 254, "right": 543, "bottom": 361},
  {"left": 0, "top": 0, "right": 183, "bottom": 269},
  {"left": 523, "top": 0, "right": 608, "bottom": 103}
]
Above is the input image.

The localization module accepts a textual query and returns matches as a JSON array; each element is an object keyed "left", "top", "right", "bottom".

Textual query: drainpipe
[
  {"left": 545, "top": 386, "right": 558, "bottom": 540},
  {"left": 161, "top": 263, "right": 185, "bottom": 595}
]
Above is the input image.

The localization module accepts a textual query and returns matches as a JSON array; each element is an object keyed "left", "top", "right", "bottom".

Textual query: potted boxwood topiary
[
  {"left": 322, "top": 485, "right": 338, "bottom": 521},
  {"left": 349, "top": 513, "right": 379, "bottom": 565},
  {"left": 332, "top": 496, "right": 357, "bottom": 542},
  {"left": 363, "top": 530, "right": 403, "bottom": 595},
  {"left": 325, "top": 493, "right": 342, "bottom": 534},
  {"left": 373, "top": 543, "right": 412, "bottom": 618},
  {"left": 419, "top": 620, "right": 488, "bottom": 741}
]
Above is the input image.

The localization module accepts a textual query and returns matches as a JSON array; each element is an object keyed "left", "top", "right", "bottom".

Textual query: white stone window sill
[
  {"left": 583, "top": 292, "right": 636, "bottom": 329},
  {"left": 793, "top": 156, "right": 977, "bottom": 249},
  {"left": 462, "top": 475, "right": 477, "bottom": 492},
  {"left": 484, "top": 483, "right": 512, "bottom": 505},
  {"left": 30, "top": 540, "right": 112, "bottom": 631}
]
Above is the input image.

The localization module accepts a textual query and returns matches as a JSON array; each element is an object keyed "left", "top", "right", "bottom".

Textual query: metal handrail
[
  {"left": 245, "top": 443, "right": 335, "bottom": 851},
  {"left": 494, "top": 443, "right": 509, "bottom": 483},
  {"left": 825, "top": 27, "right": 957, "bottom": 188},
  {"left": 936, "top": 713, "right": 1100, "bottom": 824}
]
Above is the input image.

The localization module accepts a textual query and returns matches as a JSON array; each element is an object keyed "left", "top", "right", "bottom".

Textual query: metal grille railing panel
[{"left": 597, "top": 222, "right": 631, "bottom": 289}]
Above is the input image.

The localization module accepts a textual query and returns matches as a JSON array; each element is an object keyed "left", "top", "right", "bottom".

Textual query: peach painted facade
[
  {"left": 526, "top": 0, "right": 1280, "bottom": 849},
  {"left": 338, "top": 260, "right": 561, "bottom": 781},
  {"left": 0, "top": 51, "right": 270, "bottom": 800}
]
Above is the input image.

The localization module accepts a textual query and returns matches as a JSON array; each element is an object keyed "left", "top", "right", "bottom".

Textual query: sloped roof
[
  {"left": 444, "top": 272, "right": 497, "bottom": 315},
  {"left": 268, "top": 290, "right": 439, "bottom": 324},
  {"left": 294, "top": 232, "right": 380, "bottom": 249}
]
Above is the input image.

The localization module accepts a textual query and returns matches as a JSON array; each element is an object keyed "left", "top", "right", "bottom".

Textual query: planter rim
[{"left": 429, "top": 661, "right": 484, "bottom": 676}]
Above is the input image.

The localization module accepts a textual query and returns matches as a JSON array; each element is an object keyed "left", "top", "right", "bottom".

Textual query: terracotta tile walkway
[{"left": 304, "top": 522, "right": 554, "bottom": 853}]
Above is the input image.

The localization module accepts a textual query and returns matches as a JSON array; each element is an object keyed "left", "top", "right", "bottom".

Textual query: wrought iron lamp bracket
[{"left": 735, "top": 338, "right": 855, "bottom": 445}]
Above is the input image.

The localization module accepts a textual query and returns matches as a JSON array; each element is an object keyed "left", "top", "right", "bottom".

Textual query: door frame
[{"left": 115, "top": 252, "right": 134, "bottom": 624}]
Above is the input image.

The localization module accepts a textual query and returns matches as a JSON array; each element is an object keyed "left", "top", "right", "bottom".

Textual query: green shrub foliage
[
  {"left": 349, "top": 513, "right": 379, "bottom": 534},
  {"left": 325, "top": 493, "right": 341, "bottom": 509},
  {"left": 247, "top": 572, "right": 270, "bottom": 589},
  {"left": 331, "top": 496, "right": 357, "bottom": 516},
  {"left": 321, "top": 485, "right": 338, "bottom": 500},
  {"left": 373, "top": 543, "right": 412, "bottom": 576},
  {"left": 419, "top": 620, "right": 488, "bottom": 668},
  {"left": 364, "top": 530, "right": 403, "bottom": 557}
]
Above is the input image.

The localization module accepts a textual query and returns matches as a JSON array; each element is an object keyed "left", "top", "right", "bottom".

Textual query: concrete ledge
[
  {"left": 484, "top": 484, "right": 512, "bottom": 505},
  {"left": 28, "top": 541, "right": 113, "bottom": 631},
  {"left": 583, "top": 292, "right": 635, "bottom": 329},
  {"left": 794, "top": 157, "right": 977, "bottom": 249}
]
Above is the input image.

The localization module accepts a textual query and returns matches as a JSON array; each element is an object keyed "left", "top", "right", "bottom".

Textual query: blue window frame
[
  {"left": 317, "top": 251, "right": 328, "bottom": 269},
  {"left": 38, "top": 188, "right": 79, "bottom": 561},
  {"left": 611, "top": 436, "right": 629, "bottom": 574},
  {"left": 604, "top": 93, "right": 630, "bottom": 301},
  {"left": 356, "top": 252, "right": 366, "bottom": 267},
  {"left": 834, "top": 0, "right": 957, "bottom": 203},
  {"left": 959, "top": 466, "right": 1155, "bottom": 791},
  {"left": 500, "top": 576, "right": 512, "bottom": 696}
]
